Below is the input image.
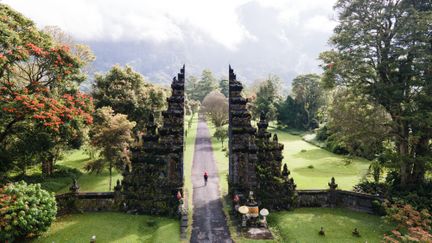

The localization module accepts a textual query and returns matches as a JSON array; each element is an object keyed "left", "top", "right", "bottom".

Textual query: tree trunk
[
  {"left": 42, "top": 155, "right": 54, "bottom": 176},
  {"left": 412, "top": 136, "right": 428, "bottom": 184},
  {"left": 109, "top": 163, "right": 112, "bottom": 191},
  {"left": 42, "top": 160, "right": 53, "bottom": 176},
  {"left": 397, "top": 120, "right": 410, "bottom": 187}
]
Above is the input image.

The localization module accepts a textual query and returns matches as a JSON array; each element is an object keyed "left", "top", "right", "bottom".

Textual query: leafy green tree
[
  {"left": 202, "top": 91, "right": 228, "bottom": 128},
  {"left": 277, "top": 96, "right": 307, "bottom": 130},
  {"left": 195, "top": 69, "right": 217, "bottom": 101},
  {"left": 321, "top": 0, "right": 432, "bottom": 187},
  {"left": 291, "top": 74, "right": 324, "bottom": 129},
  {"left": 186, "top": 75, "right": 199, "bottom": 101},
  {"left": 250, "top": 75, "right": 281, "bottom": 121},
  {"left": 214, "top": 127, "right": 228, "bottom": 148},
  {"left": 219, "top": 78, "right": 229, "bottom": 97},
  {"left": 92, "top": 65, "right": 166, "bottom": 133},
  {"left": 189, "top": 99, "right": 200, "bottom": 116},
  {"left": 88, "top": 107, "right": 135, "bottom": 190},
  {"left": 326, "top": 88, "right": 391, "bottom": 159},
  {"left": 0, "top": 4, "right": 94, "bottom": 177}
]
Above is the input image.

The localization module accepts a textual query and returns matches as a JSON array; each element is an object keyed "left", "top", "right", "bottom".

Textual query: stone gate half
[{"left": 122, "top": 65, "right": 185, "bottom": 216}]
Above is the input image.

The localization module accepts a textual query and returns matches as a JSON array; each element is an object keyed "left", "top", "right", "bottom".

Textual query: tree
[
  {"left": 0, "top": 4, "right": 94, "bottom": 176},
  {"left": 186, "top": 75, "right": 199, "bottom": 101},
  {"left": 250, "top": 75, "right": 281, "bottom": 121},
  {"left": 42, "top": 25, "right": 95, "bottom": 75},
  {"left": 277, "top": 96, "right": 307, "bottom": 130},
  {"left": 92, "top": 65, "right": 166, "bottom": 133},
  {"left": 291, "top": 74, "right": 324, "bottom": 129},
  {"left": 189, "top": 99, "right": 200, "bottom": 116},
  {"left": 89, "top": 107, "right": 135, "bottom": 190},
  {"left": 326, "top": 88, "right": 391, "bottom": 159},
  {"left": 320, "top": 0, "right": 432, "bottom": 187},
  {"left": 219, "top": 78, "right": 229, "bottom": 97},
  {"left": 202, "top": 91, "right": 228, "bottom": 128},
  {"left": 195, "top": 69, "right": 217, "bottom": 101},
  {"left": 214, "top": 127, "right": 228, "bottom": 148}
]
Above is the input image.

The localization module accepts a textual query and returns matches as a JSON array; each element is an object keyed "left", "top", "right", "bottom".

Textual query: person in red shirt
[{"left": 204, "top": 171, "right": 208, "bottom": 186}]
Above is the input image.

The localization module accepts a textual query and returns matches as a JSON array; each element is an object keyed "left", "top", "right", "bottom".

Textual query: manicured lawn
[
  {"left": 9, "top": 149, "right": 119, "bottom": 194},
  {"left": 268, "top": 208, "right": 393, "bottom": 243},
  {"left": 207, "top": 122, "right": 370, "bottom": 191},
  {"left": 206, "top": 122, "right": 229, "bottom": 195},
  {"left": 268, "top": 126, "right": 371, "bottom": 190},
  {"left": 56, "top": 150, "right": 122, "bottom": 193},
  {"left": 184, "top": 114, "right": 198, "bottom": 207},
  {"left": 30, "top": 212, "right": 180, "bottom": 243}
]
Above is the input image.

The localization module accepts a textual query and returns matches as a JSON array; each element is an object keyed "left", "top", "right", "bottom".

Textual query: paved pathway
[{"left": 190, "top": 116, "right": 232, "bottom": 243}]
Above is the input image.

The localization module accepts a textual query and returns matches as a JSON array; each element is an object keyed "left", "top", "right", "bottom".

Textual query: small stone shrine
[{"left": 122, "top": 66, "right": 185, "bottom": 216}]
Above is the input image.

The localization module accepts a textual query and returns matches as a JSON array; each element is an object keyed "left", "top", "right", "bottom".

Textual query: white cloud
[
  {"left": 303, "top": 15, "right": 336, "bottom": 34},
  {"left": 3, "top": 0, "right": 338, "bottom": 83},
  {"left": 3, "top": 0, "right": 257, "bottom": 49}
]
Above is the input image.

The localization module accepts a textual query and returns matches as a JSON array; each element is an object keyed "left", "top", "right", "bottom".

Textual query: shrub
[
  {"left": 383, "top": 202, "right": 432, "bottom": 242},
  {"left": 0, "top": 181, "right": 57, "bottom": 242},
  {"left": 353, "top": 181, "right": 389, "bottom": 197},
  {"left": 301, "top": 149, "right": 307, "bottom": 153},
  {"left": 307, "top": 165, "right": 314, "bottom": 169}
]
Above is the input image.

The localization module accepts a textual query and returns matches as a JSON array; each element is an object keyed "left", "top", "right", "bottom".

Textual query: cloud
[
  {"left": 3, "top": 0, "right": 338, "bottom": 84},
  {"left": 4, "top": 0, "right": 258, "bottom": 49}
]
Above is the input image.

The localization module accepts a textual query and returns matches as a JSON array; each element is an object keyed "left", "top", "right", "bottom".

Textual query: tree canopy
[
  {"left": 0, "top": 4, "right": 94, "bottom": 176},
  {"left": 320, "top": 0, "right": 432, "bottom": 187}
]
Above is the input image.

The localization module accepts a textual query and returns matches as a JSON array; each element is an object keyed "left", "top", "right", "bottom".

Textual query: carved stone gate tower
[
  {"left": 228, "top": 66, "right": 258, "bottom": 194},
  {"left": 122, "top": 66, "right": 185, "bottom": 216}
]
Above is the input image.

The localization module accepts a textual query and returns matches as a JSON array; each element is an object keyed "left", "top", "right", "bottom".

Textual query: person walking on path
[{"left": 204, "top": 171, "right": 208, "bottom": 186}]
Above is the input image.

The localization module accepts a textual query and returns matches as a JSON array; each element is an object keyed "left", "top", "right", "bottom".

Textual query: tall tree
[
  {"left": 291, "top": 74, "right": 324, "bottom": 129},
  {"left": 92, "top": 65, "right": 166, "bottom": 133},
  {"left": 0, "top": 4, "right": 94, "bottom": 176},
  {"left": 277, "top": 96, "right": 307, "bottom": 130},
  {"left": 195, "top": 69, "right": 217, "bottom": 102},
  {"left": 185, "top": 75, "right": 199, "bottom": 101},
  {"left": 42, "top": 25, "right": 96, "bottom": 76},
  {"left": 89, "top": 107, "right": 135, "bottom": 190},
  {"left": 320, "top": 0, "right": 432, "bottom": 187},
  {"left": 219, "top": 78, "right": 229, "bottom": 97},
  {"left": 250, "top": 75, "right": 281, "bottom": 121},
  {"left": 326, "top": 88, "right": 391, "bottom": 159}
]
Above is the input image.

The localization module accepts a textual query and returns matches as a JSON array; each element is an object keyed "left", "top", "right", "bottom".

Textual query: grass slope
[
  {"left": 30, "top": 212, "right": 180, "bottom": 243},
  {"left": 268, "top": 126, "right": 371, "bottom": 190},
  {"left": 269, "top": 208, "right": 392, "bottom": 243},
  {"left": 206, "top": 120, "right": 377, "bottom": 242},
  {"left": 183, "top": 114, "right": 198, "bottom": 240}
]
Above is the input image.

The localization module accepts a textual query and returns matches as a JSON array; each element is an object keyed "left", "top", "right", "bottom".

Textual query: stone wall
[
  {"left": 297, "top": 189, "right": 383, "bottom": 214},
  {"left": 56, "top": 192, "right": 120, "bottom": 216}
]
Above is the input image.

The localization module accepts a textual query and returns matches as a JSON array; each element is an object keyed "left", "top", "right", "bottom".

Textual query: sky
[{"left": 3, "top": 0, "right": 338, "bottom": 86}]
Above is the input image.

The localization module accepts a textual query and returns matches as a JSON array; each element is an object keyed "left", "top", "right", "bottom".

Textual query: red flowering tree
[{"left": 0, "top": 4, "right": 93, "bottom": 176}]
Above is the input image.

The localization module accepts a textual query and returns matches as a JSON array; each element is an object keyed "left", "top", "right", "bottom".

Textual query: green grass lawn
[
  {"left": 11, "top": 149, "right": 122, "bottom": 194},
  {"left": 268, "top": 208, "right": 393, "bottom": 243},
  {"left": 56, "top": 150, "right": 122, "bottom": 193},
  {"left": 184, "top": 114, "right": 198, "bottom": 207},
  {"left": 206, "top": 122, "right": 229, "bottom": 195},
  {"left": 268, "top": 126, "right": 371, "bottom": 190},
  {"left": 183, "top": 113, "right": 198, "bottom": 240},
  {"left": 205, "top": 120, "right": 377, "bottom": 242},
  {"left": 30, "top": 212, "right": 180, "bottom": 243}
]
